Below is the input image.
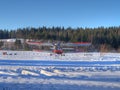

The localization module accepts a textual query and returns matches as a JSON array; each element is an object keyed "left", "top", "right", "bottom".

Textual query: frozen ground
[
  {"left": 0, "top": 53, "right": 120, "bottom": 90},
  {"left": 0, "top": 61, "right": 120, "bottom": 90}
]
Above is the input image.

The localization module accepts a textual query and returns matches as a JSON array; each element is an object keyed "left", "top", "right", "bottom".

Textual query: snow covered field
[
  {"left": 0, "top": 53, "right": 120, "bottom": 90},
  {"left": 0, "top": 65, "right": 120, "bottom": 90}
]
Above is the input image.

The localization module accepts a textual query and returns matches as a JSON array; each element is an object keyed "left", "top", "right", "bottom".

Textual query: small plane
[
  {"left": 51, "top": 42, "right": 63, "bottom": 54},
  {"left": 26, "top": 41, "right": 91, "bottom": 55}
]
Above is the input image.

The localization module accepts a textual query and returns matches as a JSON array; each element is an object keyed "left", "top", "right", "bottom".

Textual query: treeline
[{"left": 0, "top": 26, "right": 120, "bottom": 51}]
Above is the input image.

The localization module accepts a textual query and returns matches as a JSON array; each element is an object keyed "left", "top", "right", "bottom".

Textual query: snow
[
  {"left": 0, "top": 77, "right": 120, "bottom": 87},
  {"left": 40, "top": 69, "right": 58, "bottom": 76},
  {"left": 0, "top": 71, "right": 18, "bottom": 76},
  {"left": 0, "top": 51, "right": 120, "bottom": 61},
  {"left": 21, "top": 70, "right": 39, "bottom": 76},
  {"left": 0, "top": 52, "right": 120, "bottom": 90}
]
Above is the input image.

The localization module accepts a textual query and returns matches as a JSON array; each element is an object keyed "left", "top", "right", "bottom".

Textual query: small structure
[{"left": 0, "top": 38, "right": 24, "bottom": 50}]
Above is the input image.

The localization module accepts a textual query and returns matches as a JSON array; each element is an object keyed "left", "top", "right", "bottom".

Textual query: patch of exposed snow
[
  {"left": 21, "top": 70, "right": 39, "bottom": 76},
  {"left": 0, "top": 71, "right": 18, "bottom": 76},
  {"left": 40, "top": 70, "right": 57, "bottom": 76}
]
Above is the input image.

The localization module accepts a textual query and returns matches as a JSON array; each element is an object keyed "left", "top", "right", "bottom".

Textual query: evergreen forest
[{"left": 0, "top": 26, "right": 120, "bottom": 52}]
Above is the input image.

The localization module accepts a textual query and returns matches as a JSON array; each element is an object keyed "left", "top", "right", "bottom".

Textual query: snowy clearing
[{"left": 0, "top": 52, "right": 120, "bottom": 90}]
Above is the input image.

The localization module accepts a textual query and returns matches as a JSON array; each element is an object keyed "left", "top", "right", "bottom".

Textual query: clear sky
[{"left": 0, "top": 0, "right": 120, "bottom": 30}]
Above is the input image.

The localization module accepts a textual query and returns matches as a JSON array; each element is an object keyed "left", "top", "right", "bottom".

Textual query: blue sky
[{"left": 0, "top": 0, "right": 120, "bottom": 30}]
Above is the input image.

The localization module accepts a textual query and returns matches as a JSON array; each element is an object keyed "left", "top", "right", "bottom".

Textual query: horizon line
[{"left": 1, "top": 25, "right": 120, "bottom": 30}]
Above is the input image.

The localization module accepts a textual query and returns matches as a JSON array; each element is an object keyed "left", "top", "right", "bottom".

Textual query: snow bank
[
  {"left": 21, "top": 70, "right": 39, "bottom": 76},
  {"left": 0, "top": 71, "right": 18, "bottom": 76},
  {"left": 53, "top": 69, "right": 92, "bottom": 77},
  {"left": 40, "top": 70, "right": 57, "bottom": 76}
]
